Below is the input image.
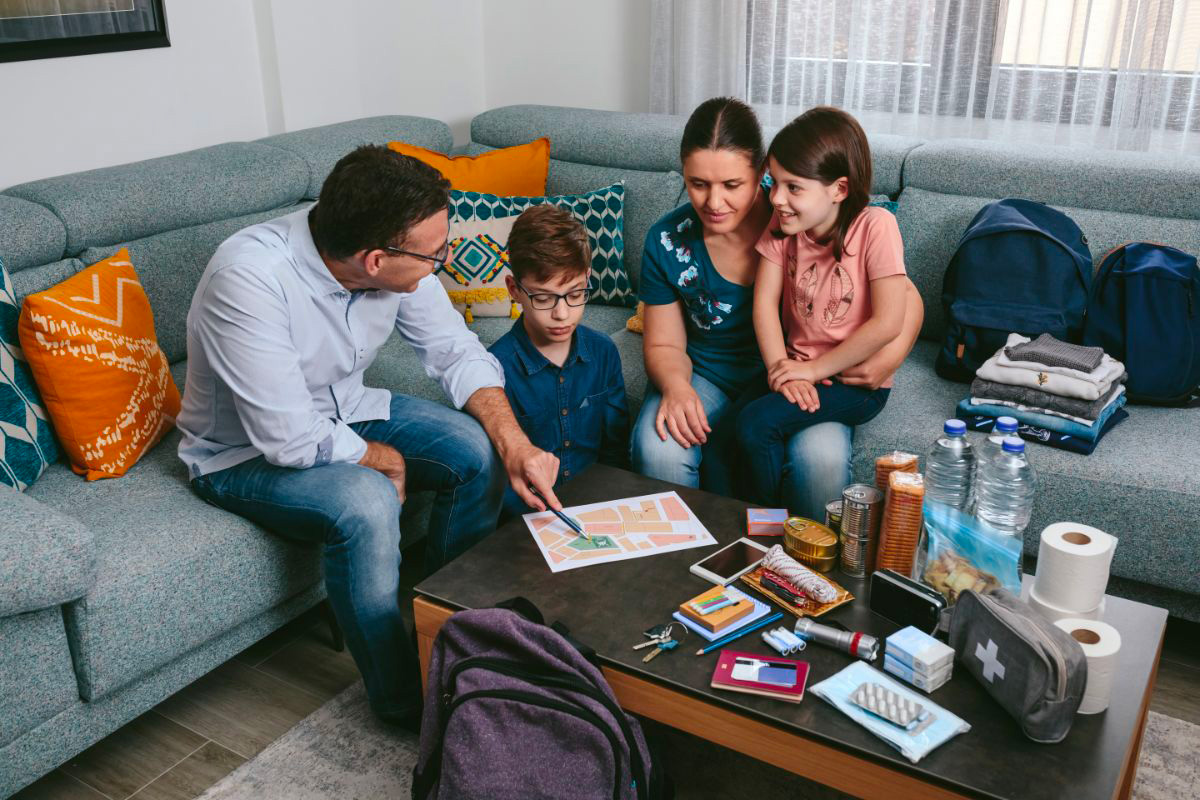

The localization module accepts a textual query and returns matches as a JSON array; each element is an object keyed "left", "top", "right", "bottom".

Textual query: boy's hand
[
  {"left": 768, "top": 357, "right": 815, "bottom": 391},
  {"left": 779, "top": 379, "right": 820, "bottom": 411},
  {"left": 656, "top": 383, "right": 711, "bottom": 448}
]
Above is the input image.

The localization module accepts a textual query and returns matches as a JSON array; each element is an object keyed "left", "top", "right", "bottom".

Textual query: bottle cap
[
  {"left": 1002, "top": 436, "right": 1025, "bottom": 454},
  {"left": 944, "top": 419, "right": 966, "bottom": 435},
  {"left": 996, "top": 416, "right": 1019, "bottom": 433}
]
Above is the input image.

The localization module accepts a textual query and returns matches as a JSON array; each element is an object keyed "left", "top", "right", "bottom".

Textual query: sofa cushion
[
  {"left": 853, "top": 340, "right": 1200, "bottom": 597},
  {"left": 5, "top": 143, "right": 310, "bottom": 255},
  {"left": 81, "top": 203, "right": 313, "bottom": 364},
  {"left": 26, "top": 364, "right": 322, "bottom": 699},
  {"left": 896, "top": 187, "right": 1200, "bottom": 341},
  {"left": 0, "top": 608, "right": 79, "bottom": 749},
  {"left": 470, "top": 104, "right": 921, "bottom": 196},
  {"left": 8, "top": 259, "right": 81, "bottom": 303},
  {"left": 260, "top": 115, "right": 454, "bottom": 198},
  {"left": 0, "top": 484, "right": 95, "bottom": 615},
  {"left": 390, "top": 137, "right": 550, "bottom": 196},
  {"left": 0, "top": 194, "right": 66, "bottom": 273},
  {"left": 903, "top": 138, "right": 1200, "bottom": 221}
]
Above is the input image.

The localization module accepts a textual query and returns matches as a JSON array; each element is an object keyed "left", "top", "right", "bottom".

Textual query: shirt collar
[
  {"left": 509, "top": 317, "right": 592, "bottom": 375},
  {"left": 291, "top": 208, "right": 351, "bottom": 297}
]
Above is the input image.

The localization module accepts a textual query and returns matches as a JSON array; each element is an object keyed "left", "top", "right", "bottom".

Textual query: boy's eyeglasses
[
  {"left": 379, "top": 242, "right": 451, "bottom": 267},
  {"left": 516, "top": 279, "right": 590, "bottom": 310}
]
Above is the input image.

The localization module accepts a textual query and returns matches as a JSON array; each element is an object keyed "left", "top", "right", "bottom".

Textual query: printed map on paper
[{"left": 523, "top": 491, "right": 716, "bottom": 573}]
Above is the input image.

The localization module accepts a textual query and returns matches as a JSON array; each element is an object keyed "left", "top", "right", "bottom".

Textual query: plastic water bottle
[
  {"left": 975, "top": 437, "right": 1038, "bottom": 537},
  {"left": 925, "top": 419, "right": 976, "bottom": 511},
  {"left": 978, "top": 416, "right": 1020, "bottom": 467}
]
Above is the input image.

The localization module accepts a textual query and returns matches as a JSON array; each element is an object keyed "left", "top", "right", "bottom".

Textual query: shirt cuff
[
  {"left": 445, "top": 352, "right": 506, "bottom": 409},
  {"left": 327, "top": 420, "right": 368, "bottom": 465}
]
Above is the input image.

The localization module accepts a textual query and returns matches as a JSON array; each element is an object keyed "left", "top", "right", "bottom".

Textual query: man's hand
[
  {"left": 656, "top": 382, "right": 711, "bottom": 448},
  {"left": 768, "top": 357, "right": 815, "bottom": 392},
  {"left": 504, "top": 440, "right": 561, "bottom": 512},
  {"left": 779, "top": 379, "right": 820, "bottom": 411},
  {"left": 359, "top": 440, "right": 407, "bottom": 502}
]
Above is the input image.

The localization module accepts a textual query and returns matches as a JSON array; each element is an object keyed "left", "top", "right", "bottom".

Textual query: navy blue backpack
[
  {"left": 1083, "top": 243, "right": 1200, "bottom": 405},
  {"left": 936, "top": 199, "right": 1093, "bottom": 382}
]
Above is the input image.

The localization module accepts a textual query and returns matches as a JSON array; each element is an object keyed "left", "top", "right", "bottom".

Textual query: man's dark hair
[
  {"left": 309, "top": 145, "right": 451, "bottom": 260},
  {"left": 507, "top": 205, "right": 591, "bottom": 283}
]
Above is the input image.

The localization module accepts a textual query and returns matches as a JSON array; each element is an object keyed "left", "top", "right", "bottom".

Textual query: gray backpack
[
  {"left": 412, "top": 599, "right": 668, "bottom": 800},
  {"left": 949, "top": 589, "right": 1088, "bottom": 743}
]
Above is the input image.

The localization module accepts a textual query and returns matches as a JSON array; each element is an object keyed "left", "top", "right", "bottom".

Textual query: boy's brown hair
[{"left": 507, "top": 205, "right": 591, "bottom": 284}]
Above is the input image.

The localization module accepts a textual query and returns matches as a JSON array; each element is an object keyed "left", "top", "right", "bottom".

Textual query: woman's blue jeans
[{"left": 631, "top": 373, "right": 853, "bottom": 519}]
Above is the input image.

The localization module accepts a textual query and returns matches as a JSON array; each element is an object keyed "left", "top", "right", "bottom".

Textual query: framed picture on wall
[{"left": 0, "top": 0, "right": 169, "bottom": 63}]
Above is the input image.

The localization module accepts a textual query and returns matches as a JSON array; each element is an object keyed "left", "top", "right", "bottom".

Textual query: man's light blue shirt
[{"left": 177, "top": 208, "right": 504, "bottom": 478}]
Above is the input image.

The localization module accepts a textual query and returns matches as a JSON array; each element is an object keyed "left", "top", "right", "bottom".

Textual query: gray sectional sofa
[{"left": 2, "top": 105, "right": 1198, "bottom": 796}]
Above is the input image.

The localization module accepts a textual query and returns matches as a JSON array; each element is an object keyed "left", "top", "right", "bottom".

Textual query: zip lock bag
[{"left": 948, "top": 589, "right": 1087, "bottom": 743}]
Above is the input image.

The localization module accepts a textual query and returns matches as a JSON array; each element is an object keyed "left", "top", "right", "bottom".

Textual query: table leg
[{"left": 1115, "top": 631, "right": 1164, "bottom": 800}]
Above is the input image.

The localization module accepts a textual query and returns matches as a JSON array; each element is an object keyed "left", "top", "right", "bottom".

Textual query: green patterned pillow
[
  {"left": 0, "top": 258, "right": 59, "bottom": 489},
  {"left": 445, "top": 182, "right": 633, "bottom": 310}
]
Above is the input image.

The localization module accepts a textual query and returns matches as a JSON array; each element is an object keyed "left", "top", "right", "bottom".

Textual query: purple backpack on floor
[{"left": 412, "top": 598, "right": 668, "bottom": 800}]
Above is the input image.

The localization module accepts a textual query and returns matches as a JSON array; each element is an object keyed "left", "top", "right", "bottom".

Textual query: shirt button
[
  {"left": 559, "top": 375, "right": 565, "bottom": 384},
  {"left": 561, "top": 408, "right": 568, "bottom": 416},
  {"left": 564, "top": 440, "right": 571, "bottom": 448},
  {"left": 564, "top": 469, "right": 571, "bottom": 478}
]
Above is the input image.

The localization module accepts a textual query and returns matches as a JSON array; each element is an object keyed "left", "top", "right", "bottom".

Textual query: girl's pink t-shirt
[{"left": 755, "top": 205, "right": 907, "bottom": 388}]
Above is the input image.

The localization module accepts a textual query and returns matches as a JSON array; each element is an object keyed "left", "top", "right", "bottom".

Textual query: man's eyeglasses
[
  {"left": 516, "top": 278, "right": 590, "bottom": 311},
  {"left": 379, "top": 242, "right": 451, "bottom": 267}
]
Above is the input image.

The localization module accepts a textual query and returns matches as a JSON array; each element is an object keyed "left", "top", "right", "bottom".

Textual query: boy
[{"left": 489, "top": 205, "right": 630, "bottom": 518}]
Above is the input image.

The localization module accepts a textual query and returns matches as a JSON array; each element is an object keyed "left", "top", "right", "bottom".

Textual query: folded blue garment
[
  {"left": 958, "top": 392, "right": 1126, "bottom": 441},
  {"left": 960, "top": 408, "right": 1128, "bottom": 455}
]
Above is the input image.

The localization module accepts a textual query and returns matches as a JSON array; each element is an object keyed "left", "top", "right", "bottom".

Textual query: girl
[{"left": 736, "top": 106, "right": 908, "bottom": 506}]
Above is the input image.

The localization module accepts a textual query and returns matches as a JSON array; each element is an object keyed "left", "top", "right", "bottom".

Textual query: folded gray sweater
[
  {"left": 1004, "top": 333, "right": 1104, "bottom": 372},
  {"left": 970, "top": 376, "right": 1123, "bottom": 420}
]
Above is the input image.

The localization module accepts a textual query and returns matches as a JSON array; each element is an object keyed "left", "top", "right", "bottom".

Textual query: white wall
[
  {"left": 482, "top": 0, "right": 652, "bottom": 116},
  {"left": 0, "top": 0, "right": 650, "bottom": 186},
  {"left": 0, "top": 0, "right": 270, "bottom": 186}
]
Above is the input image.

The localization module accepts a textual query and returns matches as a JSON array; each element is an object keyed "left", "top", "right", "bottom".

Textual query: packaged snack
[{"left": 918, "top": 502, "right": 1021, "bottom": 605}]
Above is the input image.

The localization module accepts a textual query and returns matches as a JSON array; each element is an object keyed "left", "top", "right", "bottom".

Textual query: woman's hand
[
  {"left": 655, "top": 382, "right": 711, "bottom": 448},
  {"left": 836, "top": 355, "right": 897, "bottom": 390},
  {"left": 779, "top": 379, "right": 820, "bottom": 411},
  {"left": 768, "top": 357, "right": 815, "bottom": 391}
]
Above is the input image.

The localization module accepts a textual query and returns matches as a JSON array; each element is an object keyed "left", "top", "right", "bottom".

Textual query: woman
[{"left": 631, "top": 97, "right": 924, "bottom": 518}]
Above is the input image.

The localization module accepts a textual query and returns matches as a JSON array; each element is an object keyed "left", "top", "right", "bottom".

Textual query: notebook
[
  {"left": 711, "top": 649, "right": 809, "bottom": 703},
  {"left": 672, "top": 587, "right": 771, "bottom": 642}
]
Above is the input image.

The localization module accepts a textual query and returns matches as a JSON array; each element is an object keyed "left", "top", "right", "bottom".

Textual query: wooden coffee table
[{"left": 412, "top": 465, "right": 1166, "bottom": 800}]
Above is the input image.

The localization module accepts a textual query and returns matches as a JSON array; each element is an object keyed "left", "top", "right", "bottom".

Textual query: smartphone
[
  {"left": 730, "top": 657, "right": 799, "bottom": 687},
  {"left": 689, "top": 537, "right": 769, "bottom": 585}
]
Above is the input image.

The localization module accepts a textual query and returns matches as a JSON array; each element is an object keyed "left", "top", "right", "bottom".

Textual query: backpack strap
[{"left": 495, "top": 596, "right": 602, "bottom": 667}]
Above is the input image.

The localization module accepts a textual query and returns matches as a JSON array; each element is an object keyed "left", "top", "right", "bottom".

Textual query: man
[{"left": 177, "top": 145, "right": 561, "bottom": 727}]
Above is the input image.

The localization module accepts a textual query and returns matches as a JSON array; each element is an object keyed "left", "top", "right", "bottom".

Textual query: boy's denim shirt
[{"left": 489, "top": 318, "right": 630, "bottom": 518}]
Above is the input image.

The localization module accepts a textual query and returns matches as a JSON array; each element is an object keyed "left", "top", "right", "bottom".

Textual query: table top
[{"left": 415, "top": 464, "right": 1167, "bottom": 800}]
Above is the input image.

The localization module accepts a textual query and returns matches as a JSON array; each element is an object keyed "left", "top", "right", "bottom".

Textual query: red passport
[{"left": 710, "top": 650, "right": 809, "bottom": 703}]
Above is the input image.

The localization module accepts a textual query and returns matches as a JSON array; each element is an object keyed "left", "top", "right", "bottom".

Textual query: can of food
[
  {"left": 783, "top": 517, "right": 839, "bottom": 562},
  {"left": 824, "top": 500, "right": 843, "bottom": 533},
  {"left": 796, "top": 551, "right": 839, "bottom": 574},
  {"left": 840, "top": 484, "right": 883, "bottom": 578}
]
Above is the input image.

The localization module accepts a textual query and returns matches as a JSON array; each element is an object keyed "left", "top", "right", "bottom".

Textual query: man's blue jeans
[
  {"left": 630, "top": 372, "right": 854, "bottom": 519},
  {"left": 190, "top": 394, "right": 505, "bottom": 720}
]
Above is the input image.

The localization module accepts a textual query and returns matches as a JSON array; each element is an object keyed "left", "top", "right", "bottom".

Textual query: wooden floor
[{"left": 12, "top": 606, "right": 1200, "bottom": 800}]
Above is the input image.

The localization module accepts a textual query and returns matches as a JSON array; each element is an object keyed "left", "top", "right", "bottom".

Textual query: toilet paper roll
[
  {"left": 1054, "top": 618, "right": 1121, "bottom": 714},
  {"left": 1022, "top": 584, "right": 1106, "bottom": 624},
  {"left": 1034, "top": 523, "right": 1117, "bottom": 613}
]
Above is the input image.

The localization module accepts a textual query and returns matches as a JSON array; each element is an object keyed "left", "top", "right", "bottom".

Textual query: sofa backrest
[
  {"left": 0, "top": 115, "right": 454, "bottom": 363},
  {"left": 897, "top": 138, "right": 1200, "bottom": 341},
  {"left": 469, "top": 105, "right": 922, "bottom": 292}
]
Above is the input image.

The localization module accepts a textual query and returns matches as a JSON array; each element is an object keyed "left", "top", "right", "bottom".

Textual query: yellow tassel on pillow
[
  {"left": 464, "top": 305, "right": 474, "bottom": 324},
  {"left": 510, "top": 302, "right": 521, "bottom": 319}
]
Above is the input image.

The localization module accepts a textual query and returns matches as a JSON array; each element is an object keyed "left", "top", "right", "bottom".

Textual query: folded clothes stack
[{"left": 958, "top": 333, "right": 1129, "bottom": 455}]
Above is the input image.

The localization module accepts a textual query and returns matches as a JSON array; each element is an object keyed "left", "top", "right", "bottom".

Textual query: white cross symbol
[{"left": 976, "top": 639, "right": 1006, "bottom": 683}]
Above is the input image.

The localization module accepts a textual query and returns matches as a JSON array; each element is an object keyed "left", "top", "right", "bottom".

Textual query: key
[
  {"left": 642, "top": 638, "right": 678, "bottom": 663},
  {"left": 633, "top": 625, "right": 670, "bottom": 650},
  {"left": 633, "top": 637, "right": 664, "bottom": 650}
]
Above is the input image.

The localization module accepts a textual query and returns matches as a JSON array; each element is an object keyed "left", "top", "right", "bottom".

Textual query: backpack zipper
[
  {"left": 447, "top": 688, "right": 624, "bottom": 800},
  {"left": 978, "top": 593, "right": 1067, "bottom": 702},
  {"left": 447, "top": 656, "right": 649, "bottom": 799}
]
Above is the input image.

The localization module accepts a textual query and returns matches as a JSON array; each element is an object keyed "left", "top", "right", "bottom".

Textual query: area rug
[{"left": 198, "top": 683, "right": 1198, "bottom": 800}]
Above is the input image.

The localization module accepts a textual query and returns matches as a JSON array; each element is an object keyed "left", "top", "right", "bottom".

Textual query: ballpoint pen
[{"left": 531, "top": 487, "right": 589, "bottom": 542}]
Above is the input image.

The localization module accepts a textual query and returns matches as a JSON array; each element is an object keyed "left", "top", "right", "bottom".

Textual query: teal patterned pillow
[
  {"left": 0, "top": 258, "right": 58, "bottom": 489},
  {"left": 448, "top": 182, "right": 633, "bottom": 307}
]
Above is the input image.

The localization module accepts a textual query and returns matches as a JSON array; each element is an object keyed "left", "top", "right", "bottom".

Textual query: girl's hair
[
  {"left": 768, "top": 106, "right": 872, "bottom": 262},
  {"left": 679, "top": 96, "right": 765, "bottom": 167}
]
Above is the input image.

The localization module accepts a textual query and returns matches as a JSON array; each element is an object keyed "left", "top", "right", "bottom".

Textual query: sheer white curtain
[{"left": 651, "top": 0, "right": 1200, "bottom": 153}]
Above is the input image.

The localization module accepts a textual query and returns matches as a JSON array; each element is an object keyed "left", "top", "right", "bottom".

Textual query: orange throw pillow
[
  {"left": 18, "top": 248, "right": 180, "bottom": 480},
  {"left": 387, "top": 137, "right": 550, "bottom": 196}
]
